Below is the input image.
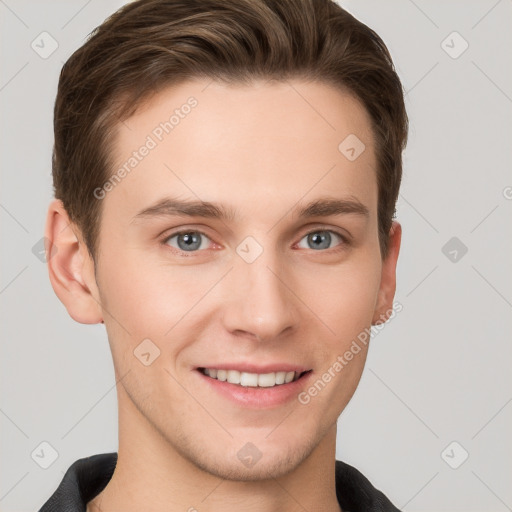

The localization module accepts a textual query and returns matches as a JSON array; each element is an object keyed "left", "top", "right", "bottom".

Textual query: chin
[
  {"left": 196, "top": 450, "right": 309, "bottom": 482},
  {"left": 175, "top": 426, "right": 322, "bottom": 482}
]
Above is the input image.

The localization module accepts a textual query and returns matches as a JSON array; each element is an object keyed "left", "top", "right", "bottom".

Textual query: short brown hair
[{"left": 52, "top": 0, "right": 408, "bottom": 261}]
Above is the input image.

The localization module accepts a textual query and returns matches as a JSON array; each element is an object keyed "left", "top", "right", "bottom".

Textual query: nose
[{"left": 221, "top": 247, "right": 300, "bottom": 343}]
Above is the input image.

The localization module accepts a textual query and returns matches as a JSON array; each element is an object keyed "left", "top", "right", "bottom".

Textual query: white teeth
[
  {"left": 275, "top": 371, "right": 286, "bottom": 385},
  {"left": 284, "top": 371, "right": 295, "bottom": 383},
  {"left": 258, "top": 373, "right": 276, "bottom": 387},
  {"left": 226, "top": 370, "right": 241, "bottom": 384},
  {"left": 202, "top": 368, "right": 303, "bottom": 387},
  {"left": 240, "top": 372, "right": 259, "bottom": 387}
]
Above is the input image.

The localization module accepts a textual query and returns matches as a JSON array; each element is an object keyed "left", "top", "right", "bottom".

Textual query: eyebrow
[{"left": 131, "top": 195, "right": 369, "bottom": 223}]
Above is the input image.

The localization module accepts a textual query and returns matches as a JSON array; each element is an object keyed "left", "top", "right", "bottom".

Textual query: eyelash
[{"left": 161, "top": 227, "right": 350, "bottom": 257}]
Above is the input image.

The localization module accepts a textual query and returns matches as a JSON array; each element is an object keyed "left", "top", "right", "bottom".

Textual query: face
[{"left": 58, "top": 79, "right": 400, "bottom": 481}]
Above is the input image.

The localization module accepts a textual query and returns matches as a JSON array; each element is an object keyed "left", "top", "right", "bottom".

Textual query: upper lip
[{"left": 196, "top": 363, "right": 312, "bottom": 374}]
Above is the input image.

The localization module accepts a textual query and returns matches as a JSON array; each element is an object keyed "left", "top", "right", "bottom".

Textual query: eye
[
  {"left": 164, "top": 230, "right": 212, "bottom": 253},
  {"left": 296, "top": 229, "right": 347, "bottom": 251}
]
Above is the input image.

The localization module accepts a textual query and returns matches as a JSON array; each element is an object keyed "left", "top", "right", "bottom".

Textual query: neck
[{"left": 87, "top": 384, "right": 342, "bottom": 512}]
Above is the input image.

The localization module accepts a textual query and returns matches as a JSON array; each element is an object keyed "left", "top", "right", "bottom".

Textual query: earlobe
[
  {"left": 44, "top": 199, "right": 104, "bottom": 324},
  {"left": 372, "top": 221, "right": 402, "bottom": 325}
]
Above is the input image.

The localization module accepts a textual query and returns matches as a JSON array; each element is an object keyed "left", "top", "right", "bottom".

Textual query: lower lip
[{"left": 196, "top": 370, "right": 313, "bottom": 409}]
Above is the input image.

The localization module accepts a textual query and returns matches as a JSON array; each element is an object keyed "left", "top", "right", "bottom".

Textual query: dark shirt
[{"left": 38, "top": 452, "right": 401, "bottom": 511}]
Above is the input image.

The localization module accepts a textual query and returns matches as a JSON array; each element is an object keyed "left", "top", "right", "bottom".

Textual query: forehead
[{"left": 104, "top": 79, "right": 378, "bottom": 226}]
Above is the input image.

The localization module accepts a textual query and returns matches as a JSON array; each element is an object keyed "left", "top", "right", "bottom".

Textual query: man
[{"left": 39, "top": 0, "right": 408, "bottom": 510}]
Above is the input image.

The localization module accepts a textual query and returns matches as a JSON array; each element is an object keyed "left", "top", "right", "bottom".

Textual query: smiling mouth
[{"left": 198, "top": 368, "right": 312, "bottom": 388}]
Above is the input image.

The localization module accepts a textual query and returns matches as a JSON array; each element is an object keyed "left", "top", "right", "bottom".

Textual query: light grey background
[{"left": 1, "top": 1, "right": 511, "bottom": 511}]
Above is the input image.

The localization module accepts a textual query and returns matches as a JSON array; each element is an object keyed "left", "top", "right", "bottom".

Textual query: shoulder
[
  {"left": 38, "top": 453, "right": 117, "bottom": 512},
  {"left": 335, "top": 459, "right": 401, "bottom": 512}
]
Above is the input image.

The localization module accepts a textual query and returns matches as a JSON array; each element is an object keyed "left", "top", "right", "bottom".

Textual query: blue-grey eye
[
  {"left": 297, "top": 230, "right": 343, "bottom": 251},
  {"left": 166, "top": 231, "right": 209, "bottom": 252}
]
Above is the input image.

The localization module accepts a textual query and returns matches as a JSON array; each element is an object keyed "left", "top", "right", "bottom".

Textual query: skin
[{"left": 46, "top": 78, "right": 401, "bottom": 512}]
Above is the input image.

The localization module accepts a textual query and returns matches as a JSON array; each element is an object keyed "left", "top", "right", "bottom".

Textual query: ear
[
  {"left": 372, "top": 221, "right": 402, "bottom": 325},
  {"left": 44, "top": 199, "right": 103, "bottom": 324}
]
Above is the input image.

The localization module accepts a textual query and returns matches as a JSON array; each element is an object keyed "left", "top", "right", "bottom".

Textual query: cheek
[
  {"left": 298, "top": 259, "right": 380, "bottom": 415},
  {"left": 98, "top": 248, "right": 201, "bottom": 331},
  {"left": 96, "top": 247, "right": 217, "bottom": 374},
  {"left": 301, "top": 252, "right": 382, "bottom": 344}
]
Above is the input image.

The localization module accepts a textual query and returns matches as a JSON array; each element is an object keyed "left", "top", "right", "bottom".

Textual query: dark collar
[{"left": 38, "top": 452, "right": 401, "bottom": 512}]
